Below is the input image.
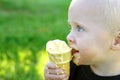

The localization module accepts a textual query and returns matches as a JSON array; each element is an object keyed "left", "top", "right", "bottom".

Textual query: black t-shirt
[{"left": 69, "top": 61, "right": 120, "bottom": 80}]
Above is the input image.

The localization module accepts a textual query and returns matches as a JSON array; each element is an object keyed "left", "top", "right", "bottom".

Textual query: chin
[
  {"left": 72, "top": 53, "right": 81, "bottom": 66},
  {"left": 73, "top": 58, "right": 89, "bottom": 66},
  {"left": 74, "top": 63, "right": 80, "bottom": 66},
  {"left": 73, "top": 58, "right": 80, "bottom": 66}
]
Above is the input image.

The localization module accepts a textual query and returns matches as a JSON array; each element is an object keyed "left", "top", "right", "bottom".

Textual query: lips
[
  {"left": 71, "top": 48, "right": 80, "bottom": 65},
  {"left": 71, "top": 49, "right": 79, "bottom": 55}
]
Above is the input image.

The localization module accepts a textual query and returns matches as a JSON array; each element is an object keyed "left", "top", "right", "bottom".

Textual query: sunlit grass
[
  {"left": 36, "top": 50, "right": 49, "bottom": 80},
  {"left": 0, "top": 53, "right": 15, "bottom": 79},
  {"left": 18, "top": 50, "right": 32, "bottom": 74},
  {"left": 0, "top": 49, "right": 48, "bottom": 80}
]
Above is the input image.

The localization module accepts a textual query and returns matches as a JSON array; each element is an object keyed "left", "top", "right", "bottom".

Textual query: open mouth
[{"left": 71, "top": 49, "right": 79, "bottom": 55}]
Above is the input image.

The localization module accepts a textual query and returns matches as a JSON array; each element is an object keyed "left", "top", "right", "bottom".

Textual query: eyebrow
[
  {"left": 68, "top": 21, "right": 84, "bottom": 28},
  {"left": 68, "top": 20, "right": 75, "bottom": 26}
]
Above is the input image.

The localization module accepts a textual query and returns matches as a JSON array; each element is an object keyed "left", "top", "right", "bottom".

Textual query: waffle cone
[{"left": 46, "top": 39, "right": 72, "bottom": 76}]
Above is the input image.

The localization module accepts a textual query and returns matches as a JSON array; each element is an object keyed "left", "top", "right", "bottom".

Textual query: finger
[
  {"left": 62, "top": 76, "right": 69, "bottom": 80},
  {"left": 48, "top": 68, "right": 66, "bottom": 75},
  {"left": 47, "top": 62, "right": 58, "bottom": 69},
  {"left": 47, "top": 74, "right": 67, "bottom": 80},
  {"left": 44, "top": 62, "right": 56, "bottom": 75},
  {"left": 44, "top": 64, "right": 60, "bottom": 75}
]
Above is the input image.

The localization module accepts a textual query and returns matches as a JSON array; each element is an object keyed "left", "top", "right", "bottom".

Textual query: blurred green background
[{"left": 0, "top": 0, "right": 71, "bottom": 80}]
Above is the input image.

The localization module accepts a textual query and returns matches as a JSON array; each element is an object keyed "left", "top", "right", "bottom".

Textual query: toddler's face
[{"left": 67, "top": 0, "right": 112, "bottom": 65}]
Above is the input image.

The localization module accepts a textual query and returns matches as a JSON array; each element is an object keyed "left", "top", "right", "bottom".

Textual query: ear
[{"left": 111, "top": 31, "right": 120, "bottom": 50}]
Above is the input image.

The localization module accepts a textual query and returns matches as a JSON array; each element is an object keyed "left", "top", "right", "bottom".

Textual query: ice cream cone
[{"left": 46, "top": 39, "right": 72, "bottom": 76}]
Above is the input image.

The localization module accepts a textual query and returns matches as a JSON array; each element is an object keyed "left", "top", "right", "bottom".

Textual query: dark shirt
[{"left": 69, "top": 61, "right": 120, "bottom": 80}]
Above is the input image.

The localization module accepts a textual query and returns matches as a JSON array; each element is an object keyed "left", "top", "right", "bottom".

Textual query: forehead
[{"left": 68, "top": 0, "right": 109, "bottom": 26}]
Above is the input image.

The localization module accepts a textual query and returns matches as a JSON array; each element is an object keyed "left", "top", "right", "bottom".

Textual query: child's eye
[{"left": 77, "top": 25, "right": 84, "bottom": 32}]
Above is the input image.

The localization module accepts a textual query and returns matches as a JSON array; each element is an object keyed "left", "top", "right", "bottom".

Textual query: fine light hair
[
  {"left": 70, "top": 0, "right": 120, "bottom": 34},
  {"left": 105, "top": 0, "right": 120, "bottom": 33}
]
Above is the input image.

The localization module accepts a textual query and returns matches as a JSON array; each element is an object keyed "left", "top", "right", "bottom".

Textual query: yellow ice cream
[{"left": 46, "top": 39, "right": 72, "bottom": 76}]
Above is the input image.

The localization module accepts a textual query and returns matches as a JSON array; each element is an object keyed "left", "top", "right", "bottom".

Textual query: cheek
[
  {"left": 76, "top": 39, "right": 100, "bottom": 60},
  {"left": 76, "top": 36, "right": 95, "bottom": 51},
  {"left": 80, "top": 47, "right": 97, "bottom": 58}
]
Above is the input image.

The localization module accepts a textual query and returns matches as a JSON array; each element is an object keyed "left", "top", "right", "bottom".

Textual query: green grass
[{"left": 0, "top": 0, "right": 71, "bottom": 80}]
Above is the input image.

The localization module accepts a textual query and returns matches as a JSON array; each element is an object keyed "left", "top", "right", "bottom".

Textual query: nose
[{"left": 67, "top": 32, "right": 74, "bottom": 44}]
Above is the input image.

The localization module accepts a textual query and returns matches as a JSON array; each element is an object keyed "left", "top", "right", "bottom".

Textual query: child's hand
[{"left": 44, "top": 62, "right": 69, "bottom": 80}]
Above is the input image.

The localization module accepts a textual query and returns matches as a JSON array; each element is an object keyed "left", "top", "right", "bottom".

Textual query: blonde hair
[
  {"left": 106, "top": 0, "right": 120, "bottom": 33},
  {"left": 70, "top": 0, "right": 120, "bottom": 33}
]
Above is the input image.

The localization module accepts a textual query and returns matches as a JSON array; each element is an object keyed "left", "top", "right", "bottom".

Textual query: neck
[{"left": 90, "top": 57, "right": 120, "bottom": 76}]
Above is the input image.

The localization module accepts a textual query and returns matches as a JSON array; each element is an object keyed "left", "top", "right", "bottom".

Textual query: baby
[{"left": 44, "top": 0, "right": 120, "bottom": 80}]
